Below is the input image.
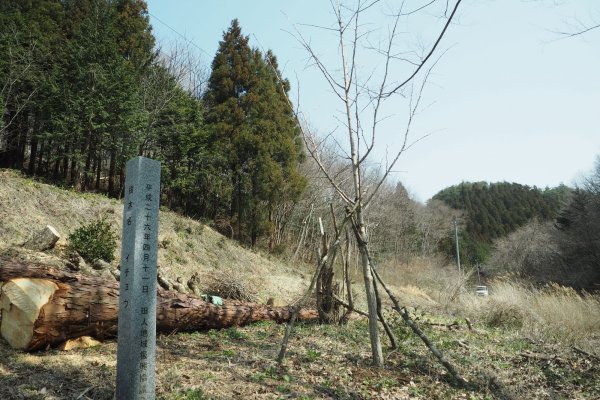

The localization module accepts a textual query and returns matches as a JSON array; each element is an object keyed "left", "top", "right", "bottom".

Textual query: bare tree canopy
[{"left": 289, "top": 0, "right": 462, "bottom": 367}]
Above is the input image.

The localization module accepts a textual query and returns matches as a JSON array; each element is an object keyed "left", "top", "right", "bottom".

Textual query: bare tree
[
  {"left": 487, "top": 219, "right": 562, "bottom": 281},
  {"left": 291, "top": 0, "right": 462, "bottom": 366},
  {"left": 138, "top": 41, "right": 208, "bottom": 154},
  {"left": 365, "top": 181, "right": 417, "bottom": 260},
  {"left": 416, "top": 199, "right": 461, "bottom": 257}
]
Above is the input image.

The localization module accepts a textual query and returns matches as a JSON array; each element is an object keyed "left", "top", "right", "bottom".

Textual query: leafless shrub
[
  {"left": 437, "top": 270, "right": 473, "bottom": 314},
  {"left": 487, "top": 219, "right": 563, "bottom": 282}
]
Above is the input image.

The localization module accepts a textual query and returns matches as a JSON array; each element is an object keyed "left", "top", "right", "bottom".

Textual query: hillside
[
  {"left": 0, "top": 168, "right": 439, "bottom": 310},
  {"left": 0, "top": 169, "right": 599, "bottom": 399},
  {"left": 432, "top": 181, "right": 572, "bottom": 265},
  {"left": 433, "top": 181, "right": 566, "bottom": 242},
  {"left": 0, "top": 169, "right": 307, "bottom": 304}
]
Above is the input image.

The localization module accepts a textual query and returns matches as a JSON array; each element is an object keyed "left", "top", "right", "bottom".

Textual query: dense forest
[
  {"left": 434, "top": 182, "right": 570, "bottom": 241},
  {"left": 1, "top": 0, "right": 598, "bottom": 290},
  {"left": 0, "top": 0, "right": 304, "bottom": 247},
  {"left": 432, "top": 182, "right": 573, "bottom": 265}
]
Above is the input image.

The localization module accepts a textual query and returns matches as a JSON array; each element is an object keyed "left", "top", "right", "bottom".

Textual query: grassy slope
[
  {"left": 0, "top": 169, "right": 306, "bottom": 303},
  {"left": 0, "top": 168, "right": 599, "bottom": 399}
]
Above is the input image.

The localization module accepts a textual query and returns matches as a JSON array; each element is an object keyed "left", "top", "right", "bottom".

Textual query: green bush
[{"left": 68, "top": 217, "right": 117, "bottom": 262}]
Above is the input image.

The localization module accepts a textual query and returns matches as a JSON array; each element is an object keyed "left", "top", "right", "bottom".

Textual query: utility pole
[{"left": 453, "top": 218, "right": 461, "bottom": 273}]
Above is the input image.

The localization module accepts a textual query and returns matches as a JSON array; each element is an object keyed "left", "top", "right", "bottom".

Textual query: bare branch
[
  {"left": 338, "top": 0, "right": 382, "bottom": 35},
  {"left": 254, "top": 34, "right": 354, "bottom": 206},
  {"left": 555, "top": 22, "right": 600, "bottom": 38},
  {"left": 359, "top": 6, "right": 403, "bottom": 165},
  {"left": 364, "top": 59, "right": 436, "bottom": 208},
  {"left": 0, "top": 27, "right": 38, "bottom": 135},
  {"left": 282, "top": 10, "right": 349, "bottom": 100},
  {"left": 382, "top": 0, "right": 462, "bottom": 98},
  {"left": 401, "top": 0, "right": 437, "bottom": 17},
  {"left": 148, "top": 12, "right": 211, "bottom": 58},
  {"left": 295, "top": 22, "right": 339, "bottom": 32},
  {"left": 302, "top": 128, "right": 354, "bottom": 204},
  {"left": 1, "top": 89, "right": 37, "bottom": 134}
]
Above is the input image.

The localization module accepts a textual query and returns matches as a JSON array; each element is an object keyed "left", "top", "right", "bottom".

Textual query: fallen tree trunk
[{"left": 0, "top": 258, "right": 317, "bottom": 351}]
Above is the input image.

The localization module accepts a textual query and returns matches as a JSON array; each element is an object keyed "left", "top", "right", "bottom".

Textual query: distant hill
[
  {"left": 432, "top": 181, "right": 572, "bottom": 264},
  {"left": 433, "top": 182, "right": 570, "bottom": 242}
]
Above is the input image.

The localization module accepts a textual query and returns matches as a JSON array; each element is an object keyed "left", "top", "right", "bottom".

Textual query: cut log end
[{"left": 0, "top": 278, "right": 58, "bottom": 349}]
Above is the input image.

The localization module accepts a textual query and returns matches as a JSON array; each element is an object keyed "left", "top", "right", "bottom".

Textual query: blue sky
[{"left": 146, "top": 0, "right": 600, "bottom": 202}]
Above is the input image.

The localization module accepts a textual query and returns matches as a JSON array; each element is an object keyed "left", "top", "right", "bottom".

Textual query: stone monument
[{"left": 116, "top": 157, "right": 161, "bottom": 399}]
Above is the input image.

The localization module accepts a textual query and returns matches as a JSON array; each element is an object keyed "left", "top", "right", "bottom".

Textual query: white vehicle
[{"left": 476, "top": 285, "right": 489, "bottom": 296}]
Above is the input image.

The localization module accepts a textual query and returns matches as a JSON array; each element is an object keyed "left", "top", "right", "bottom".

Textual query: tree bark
[
  {"left": 339, "top": 228, "right": 354, "bottom": 324},
  {"left": 0, "top": 259, "right": 317, "bottom": 352},
  {"left": 359, "top": 238, "right": 383, "bottom": 366}
]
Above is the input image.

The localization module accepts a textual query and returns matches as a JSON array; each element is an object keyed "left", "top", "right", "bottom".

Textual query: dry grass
[
  {"left": 531, "top": 284, "right": 600, "bottom": 343},
  {"left": 377, "top": 256, "right": 467, "bottom": 311},
  {"left": 0, "top": 169, "right": 308, "bottom": 303},
  {"left": 461, "top": 281, "right": 600, "bottom": 350},
  {"left": 378, "top": 256, "right": 600, "bottom": 352},
  {"left": 426, "top": 281, "right": 600, "bottom": 353}
]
